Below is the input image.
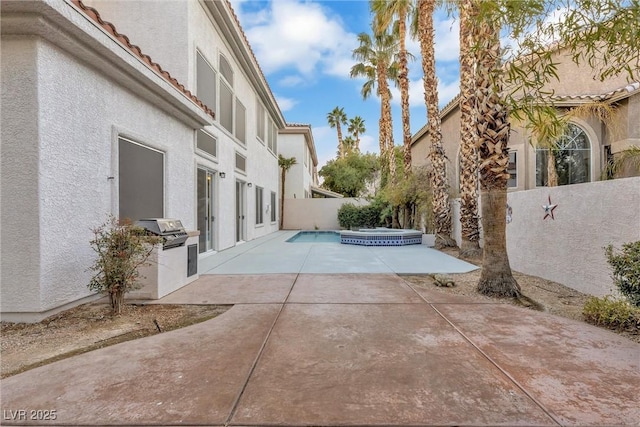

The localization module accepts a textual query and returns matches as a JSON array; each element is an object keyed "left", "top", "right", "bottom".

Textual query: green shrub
[
  {"left": 605, "top": 241, "right": 640, "bottom": 307},
  {"left": 583, "top": 296, "right": 640, "bottom": 331},
  {"left": 88, "top": 217, "right": 161, "bottom": 315},
  {"left": 337, "top": 202, "right": 385, "bottom": 229}
]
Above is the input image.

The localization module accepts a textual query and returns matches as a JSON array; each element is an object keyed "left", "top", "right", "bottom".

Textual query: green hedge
[
  {"left": 337, "top": 202, "right": 385, "bottom": 229},
  {"left": 605, "top": 241, "right": 640, "bottom": 307}
]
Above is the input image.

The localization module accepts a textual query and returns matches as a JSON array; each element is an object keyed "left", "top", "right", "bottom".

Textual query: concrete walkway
[
  {"left": 2, "top": 273, "right": 639, "bottom": 426},
  {"left": 198, "top": 231, "right": 479, "bottom": 275}
]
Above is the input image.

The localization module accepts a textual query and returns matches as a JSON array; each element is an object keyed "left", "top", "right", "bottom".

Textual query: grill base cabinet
[{"left": 128, "top": 231, "right": 200, "bottom": 300}]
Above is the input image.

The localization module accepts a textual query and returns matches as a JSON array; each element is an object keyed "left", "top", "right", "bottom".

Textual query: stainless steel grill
[{"left": 136, "top": 218, "right": 188, "bottom": 249}]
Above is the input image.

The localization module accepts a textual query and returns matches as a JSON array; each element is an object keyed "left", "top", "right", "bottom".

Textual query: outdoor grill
[{"left": 136, "top": 218, "right": 188, "bottom": 249}]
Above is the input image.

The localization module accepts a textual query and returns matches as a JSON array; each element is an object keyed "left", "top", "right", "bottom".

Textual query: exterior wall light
[
  {"left": 247, "top": 182, "right": 252, "bottom": 187},
  {"left": 219, "top": 171, "right": 226, "bottom": 178}
]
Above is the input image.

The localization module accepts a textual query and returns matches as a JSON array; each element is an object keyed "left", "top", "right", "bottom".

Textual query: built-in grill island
[
  {"left": 128, "top": 218, "right": 199, "bottom": 300},
  {"left": 136, "top": 218, "right": 189, "bottom": 249}
]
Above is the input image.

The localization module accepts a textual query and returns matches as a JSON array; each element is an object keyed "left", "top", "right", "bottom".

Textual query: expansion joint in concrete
[
  {"left": 223, "top": 271, "right": 301, "bottom": 426},
  {"left": 401, "top": 278, "right": 564, "bottom": 427}
]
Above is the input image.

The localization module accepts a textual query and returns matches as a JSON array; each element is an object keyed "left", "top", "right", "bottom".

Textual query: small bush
[
  {"left": 605, "top": 241, "right": 640, "bottom": 307},
  {"left": 337, "top": 202, "right": 385, "bottom": 229},
  {"left": 583, "top": 296, "right": 640, "bottom": 332},
  {"left": 88, "top": 217, "right": 161, "bottom": 315}
]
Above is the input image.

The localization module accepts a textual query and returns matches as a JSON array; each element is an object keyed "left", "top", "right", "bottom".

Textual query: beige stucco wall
[
  {"left": 448, "top": 177, "right": 639, "bottom": 296},
  {"left": 283, "top": 198, "right": 369, "bottom": 230},
  {"left": 506, "top": 177, "right": 640, "bottom": 296}
]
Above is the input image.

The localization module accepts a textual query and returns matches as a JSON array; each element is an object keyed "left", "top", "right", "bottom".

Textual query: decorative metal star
[{"left": 542, "top": 195, "right": 557, "bottom": 220}]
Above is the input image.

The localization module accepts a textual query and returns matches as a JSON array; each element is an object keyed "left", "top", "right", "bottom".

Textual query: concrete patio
[{"left": 2, "top": 269, "right": 639, "bottom": 426}]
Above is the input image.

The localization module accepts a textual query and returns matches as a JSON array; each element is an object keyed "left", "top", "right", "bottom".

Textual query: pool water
[{"left": 287, "top": 231, "right": 341, "bottom": 243}]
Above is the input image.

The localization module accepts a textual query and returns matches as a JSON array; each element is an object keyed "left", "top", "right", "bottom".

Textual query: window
[
  {"left": 236, "top": 100, "right": 246, "bottom": 144},
  {"left": 118, "top": 137, "right": 163, "bottom": 221},
  {"left": 219, "top": 54, "right": 233, "bottom": 86},
  {"left": 196, "top": 51, "right": 216, "bottom": 116},
  {"left": 219, "top": 80, "right": 233, "bottom": 133},
  {"left": 255, "top": 186, "right": 264, "bottom": 225},
  {"left": 507, "top": 151, "right": 517, "bottom": 188},
  {"left": 536, "top": 123, "right": 591, "bottom": 186},
  {"left": 270, "top": 191, "right": 276, "bottom": 222},
  {"left": 304, "top": 143, "right": 308, "bottom": 167},
  {"left": 267, "top": 120, "right": 278, "bottom": 153},
  {"left": 256, "top": 100, "right": 266, "bottom": 142},
  {"left": 196, "top": 130, "right": 217, "bottom": 158},
  {"left": 235, "top": 152, "right": 246, "bottom": 172}
]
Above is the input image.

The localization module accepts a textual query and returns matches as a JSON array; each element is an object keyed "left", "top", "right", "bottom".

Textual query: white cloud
[
  {"left": 275, "top": 95, "right": 297, "bottom": 112},
  {"left": 438, "top": 79, "right": 460, "bottom": 106},
  {"left": 278, "top": 75, "right": 306, "bottom": 87},
  {"left": 358, "top": 134, "right": 378, "bottom": 154},
  {"left": 434, "top": 17, "right": 460, "bottom": 62},
  {"left": 238, "top": 0, "right": 356, "bottom": 79}
]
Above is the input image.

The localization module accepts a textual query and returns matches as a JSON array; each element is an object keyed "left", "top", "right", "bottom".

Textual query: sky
[{"left": 229, "top": 0, "right": 462, "bottom": 170}]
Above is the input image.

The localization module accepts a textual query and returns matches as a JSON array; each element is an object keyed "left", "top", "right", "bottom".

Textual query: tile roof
[
  {"left": 548, "top": 82, "right": 640, "bottom": 102},
  {"left": 71, "top": 0, "right": 215, "bottom": 120},
  {"left": 285, "top": 122, "right": 312, "bottom": 127}
]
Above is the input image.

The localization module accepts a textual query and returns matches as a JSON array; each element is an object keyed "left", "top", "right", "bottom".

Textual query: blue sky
[{"left": 230, "top": 0, "right": 462, "bottom": 169}]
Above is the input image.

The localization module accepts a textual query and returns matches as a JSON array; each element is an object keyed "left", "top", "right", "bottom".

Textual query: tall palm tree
[
  {"left": 371, "top": 0, "right": 413, "bottom": 177},
  {"left": 415, "top": 0, "right": 456, "bottom": 247},
  {"left": 351, "top": 30, "right": 399, "bottom": 184},
  {"left": 458, "top": 0, "right": 481, "bottom": 257},
  {"left": 473, "top": 3, "right": 520, "bottom": 297},
  {"left": 278, "top": 154, "right": 297, "bottom": 230},
  {"left": 327, "top": 107, "right": 348, "bottom": 159},
  {"left": 348, "top": 116, "right": 366, "bottom": 152}
]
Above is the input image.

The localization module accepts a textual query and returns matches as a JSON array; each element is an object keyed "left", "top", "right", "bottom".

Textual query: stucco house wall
[
  {"left": 1, "top": 0, "right": 286, "bottom": 321},
  {"left": 278, "top": 125, "right": 318, "bottom": 200},
  {"left": 85, "top": 0, "right": 283, "bottom": 253},
  {"left": 412, "top": 48, "right": 639, "bottom": 192},
  {"left": 1, "top": 1, "right": 210, "bottom": 320}
]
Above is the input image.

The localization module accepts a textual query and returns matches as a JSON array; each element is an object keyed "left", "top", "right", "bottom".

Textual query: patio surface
[
  {"left": 198, "top": 230, "right": 479, "bottom": 275},
  {"left": 2, "top": 233, "right": 639, "bottom": 426}
]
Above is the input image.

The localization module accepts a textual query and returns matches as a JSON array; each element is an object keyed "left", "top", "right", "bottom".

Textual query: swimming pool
[{"left": 286, "top": 231, "right": 341, "bottom": 243}]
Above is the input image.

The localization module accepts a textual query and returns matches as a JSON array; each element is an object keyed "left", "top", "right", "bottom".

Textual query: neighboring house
[
  {"left": 1, "top": 0, "right": 286, "bottom": 321},
  {"left": 411, "top": 49, "right": 640, "bottom": 192},
  {"left": 278, "top": 124, "right": 319, "bottom": 199}
]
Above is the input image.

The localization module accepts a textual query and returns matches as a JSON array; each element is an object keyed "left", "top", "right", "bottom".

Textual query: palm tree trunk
[
  {"left": 458, "top": 0, "right": 481, "bottom": 258},
  {"left": 381, "top": 84, "right": 396, "bottom": 183},
  {"left": 337, "top": 123, "right": 344, "bottom": 159},
  {"left": 474, "top": 8, "right": 520, "bottom": 297},
  {"left": 547, "top": 150, "right": 558, "bottom": 186},
  {"left": 279, "top": 169, "right": 286, "bottom": 229},
  {"left": 477, "top": 188, "right": 520, "bottom": 296},
  {"left": 398, "top": 11, "right": 412, "bottom": 177},
  {"left": 418, "top": 0, "right": 455, "bottom": 248},
  {"left": 392, "top": 205, "right": 401, "bottom": 229}
]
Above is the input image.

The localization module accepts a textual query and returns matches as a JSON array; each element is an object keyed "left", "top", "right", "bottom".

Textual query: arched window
[{"left": 536, "top": 123, "right": 591, "bottom": 186}]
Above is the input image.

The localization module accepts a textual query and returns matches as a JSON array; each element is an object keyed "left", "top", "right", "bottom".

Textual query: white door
[
  {"left": 236, "top": 180, "right": 246, "bottom": 242},
  {"left": 197, "top": 168, "right": 215, "bottom": 253}
]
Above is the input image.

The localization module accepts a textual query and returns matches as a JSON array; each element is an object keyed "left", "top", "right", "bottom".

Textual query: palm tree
[
  {"left": 348, "top": 116, "right": 366, "bottom": 152},
  {"left": 351, "top": 30, "right": 399, "bottom": 184},
  {"left": 473, "top": 4, "right": 520, "bottom": 298},
  {"left": 457, "top": 0, "right": 481, "bottom": 257},
  {"left": 415, "top": 0, "right": 456, "bottom": 247},
  {"left": 327, "top": 107, "right": 348, "bottom": 159},
  {"left": 278, "top": 155, "right": 297, "bottom": 230},
  {"left": 371, "top": 0, "right": 413, "bottom": 177},
  {"left": 342, "top": 136, "right": 357, "bottom": 156}
]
